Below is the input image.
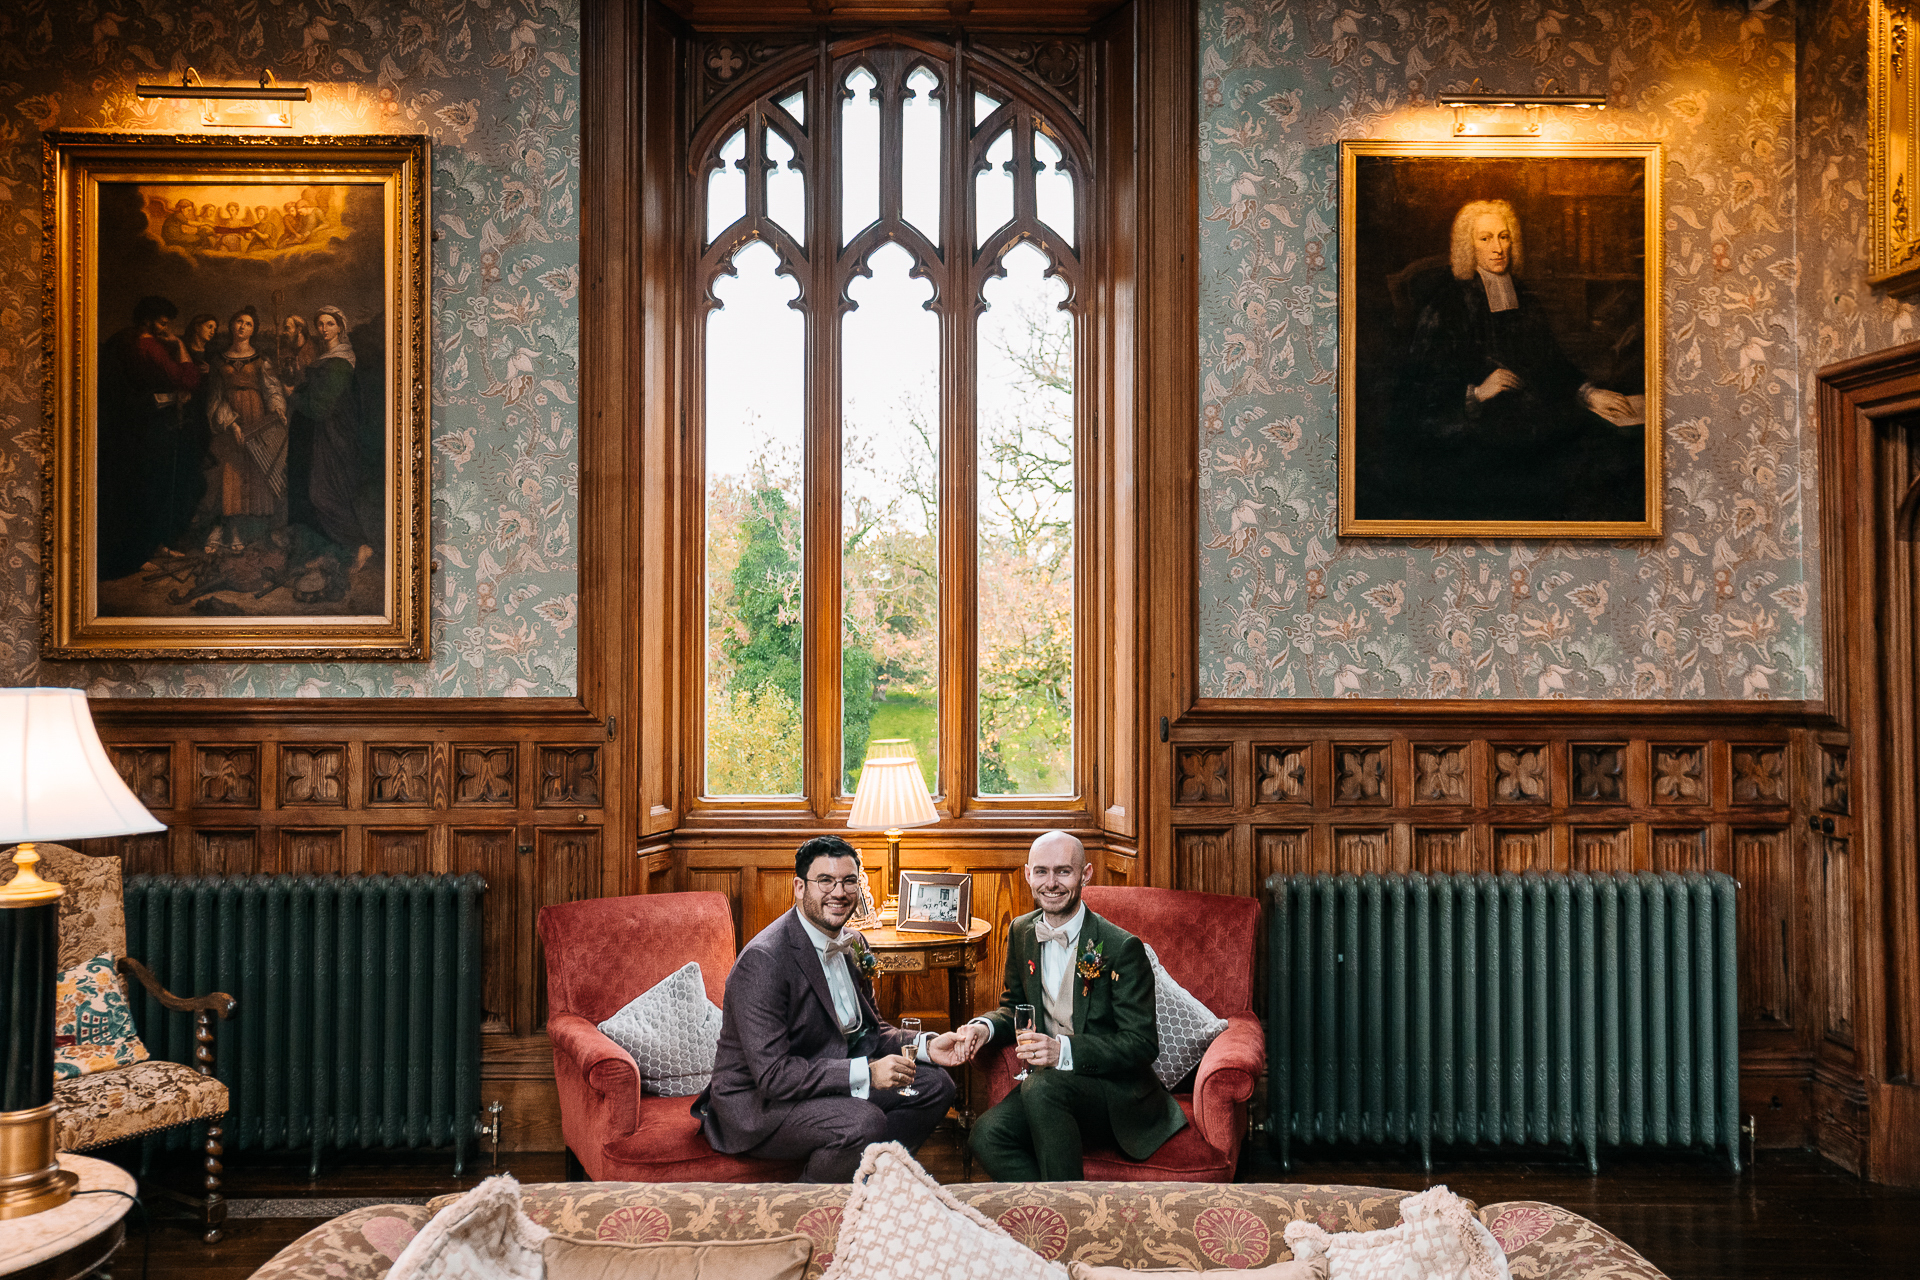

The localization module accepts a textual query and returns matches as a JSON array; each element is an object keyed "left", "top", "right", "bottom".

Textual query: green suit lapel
[
  {"left": 1072, "top": 910, "right": 1107, "bottom": 1035},
  {"left": 1018, "top": 915, "right": 1045, "bottom": 1019}
]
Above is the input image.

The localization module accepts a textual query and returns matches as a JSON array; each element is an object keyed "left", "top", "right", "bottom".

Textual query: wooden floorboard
[{"left": 108, "top": 1138, "right": 1920, "bottom": 1279}]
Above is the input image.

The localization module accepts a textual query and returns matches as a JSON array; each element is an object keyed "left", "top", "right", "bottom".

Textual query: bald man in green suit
[{"left": 954, "top": 831, "right": 1186, "bottom": 1180}]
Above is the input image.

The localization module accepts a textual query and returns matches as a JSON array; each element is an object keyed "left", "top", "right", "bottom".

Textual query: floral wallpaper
[
  {"left": 0, "top": 0, "right": 580, "bottom": 697},
  {"left": 1198, "top": 0, "right": 1821, "bottom": 699}
]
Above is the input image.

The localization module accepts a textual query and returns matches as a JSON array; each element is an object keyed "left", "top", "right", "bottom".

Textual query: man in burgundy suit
[
  {"left": 97, "top": 295, "right": 205, "bottom": 579},
  {"left": 693, "top": 835, "right": 972, "bottom": 1182}
]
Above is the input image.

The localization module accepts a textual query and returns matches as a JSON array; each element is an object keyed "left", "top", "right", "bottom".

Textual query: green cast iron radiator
[
  {"left": 124, "top": 873, "right": 486, "bottom": 1174},
  {"left": 1266, "top": 871, "right": 1739, "bottom": 1173}
]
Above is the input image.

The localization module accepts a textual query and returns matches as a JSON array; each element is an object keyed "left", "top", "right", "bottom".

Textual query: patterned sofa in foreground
[{"left": 247, "top": 1180, "right": 1670, "bottom": 1279}]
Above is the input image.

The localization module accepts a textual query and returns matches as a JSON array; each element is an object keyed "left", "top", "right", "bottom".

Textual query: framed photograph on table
[
  {"left": 895, "top": 871, "right": 971, "bottom": 936},
  {"left": 42, "top": 132, "right": 430, "bottom": 659},
  {"left": 1338, "top": 140, "right": 1663, "bottom": 538}
]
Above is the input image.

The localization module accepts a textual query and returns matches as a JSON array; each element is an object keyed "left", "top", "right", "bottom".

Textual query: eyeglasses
[{"left": 805, "top": 875, "right": 864, "bottom": 892}]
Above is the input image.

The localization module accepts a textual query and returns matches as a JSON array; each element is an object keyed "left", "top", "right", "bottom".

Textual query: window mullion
[
  {"left": 945, "top": 53, "right": 980, "bottom": 813},
  {"left": 809, "top": 45, "right": 844, "bottom": 817}
]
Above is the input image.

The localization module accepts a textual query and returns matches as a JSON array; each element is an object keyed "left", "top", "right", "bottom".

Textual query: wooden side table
[
  {"left": 0, "top": 1154, "right": 135, "bottom": 1280},
  {"left": 862, "top": 917, "right": 992, "bottom": 1175}
]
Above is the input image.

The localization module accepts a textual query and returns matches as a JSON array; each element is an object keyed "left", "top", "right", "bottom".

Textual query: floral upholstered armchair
[{"left": 34, "top": 843, "right": 237, "bottom": 1242}]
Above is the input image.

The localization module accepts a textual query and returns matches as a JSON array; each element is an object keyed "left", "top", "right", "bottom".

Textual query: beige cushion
[
  {"left": 822, "top": 1142, "right": 1066, "bottom": 1280},
  {"left": 1284, "top": 1187, "right": 1508, "bottom": 1280},
  {"left": 53, "top": 1058, "right": 228, "bottom": 1152},
  {"left": 545, "top": 1234, "right": 812, "bottom": 1280},
  {"left": 1069, "top": 1262, "right": 1326, "bottom": 1280},
  {"left": 387, "top": 1175, "right": 548, "bottom": 1280}
]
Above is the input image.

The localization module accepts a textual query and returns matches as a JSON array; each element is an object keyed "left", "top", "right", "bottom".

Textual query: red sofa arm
[
  {"left": 1192, "top": 1012, "right": 1264, "bottom": 1154},
  {"left": 983, "top": 1044, "right": 1021, "bottom": 1111},
  {"left": 549, "top": 1013, "right": 642, "bottom": 1146}
]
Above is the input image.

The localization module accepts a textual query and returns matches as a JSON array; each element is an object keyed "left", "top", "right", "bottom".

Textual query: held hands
[
  {"left": 868, "top": 1052, "right": 917, "bottom": 1091},
  {"left": 1015, "top": 1028, "right": 1062, "bottom": 1069},
  {"left": 928, "top": 1027, "right": 985, "bottom": 1066}
]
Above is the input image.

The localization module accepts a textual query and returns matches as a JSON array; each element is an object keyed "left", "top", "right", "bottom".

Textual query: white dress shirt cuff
[
  {"left": 850, "top": 1054, "right": 871, "bottom": 1100},
  {"left": 914, "top": 1032, "right": 933, "bottom": 1063},
  {"left": 1056, "top": 1034, "right": 1073, "bottom": 1071}
]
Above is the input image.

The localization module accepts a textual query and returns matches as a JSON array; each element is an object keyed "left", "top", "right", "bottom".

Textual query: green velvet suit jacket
[{"left": 981, "top": 908, "right": 1186, "bottom": 1158}]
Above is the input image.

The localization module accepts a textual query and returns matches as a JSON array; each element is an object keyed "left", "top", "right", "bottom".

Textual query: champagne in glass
[
  {"left": 1013, "top": 1004, "right": 1036, "bottom": 1081},
  {"left": 897, "top": 1018, "right": 921, "bottom": 1096}
]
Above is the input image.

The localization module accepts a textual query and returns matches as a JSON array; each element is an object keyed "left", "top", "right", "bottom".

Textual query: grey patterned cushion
[
  {"left": 597, "top": 962, "right": 723, "bottom": 1097},
  {"left": 1142, "top": 942, "right": 1228, "bottom": 1090}
]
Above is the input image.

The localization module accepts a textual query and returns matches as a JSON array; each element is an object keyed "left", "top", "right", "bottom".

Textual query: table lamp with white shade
[
  {"left": 846, "top": 739, "right": 938, "bottom": 923},
  {"left": 0, "top": 688, "right": 164, "bottom": 1220}
]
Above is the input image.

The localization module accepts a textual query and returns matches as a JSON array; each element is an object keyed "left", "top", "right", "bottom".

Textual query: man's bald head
[
  {"left": 1028, "top": 830, "right": 1085, "bottom": 868},
  {"left": 1025, "top": 830, "right": 1091, "bottom": 923}
]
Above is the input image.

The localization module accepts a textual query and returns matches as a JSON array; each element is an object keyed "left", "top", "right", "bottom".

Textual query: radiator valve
[{"left": 477, "top": 1100, "right": 504, "bottom": 1166}]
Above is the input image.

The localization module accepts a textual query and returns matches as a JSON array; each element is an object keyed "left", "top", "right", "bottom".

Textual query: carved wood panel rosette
[
  {"left": 1821, "top": 747, "right": 1850, "bottom": 815},
  {"left": 456, "top": 746, "right": 518, "bottom": 806},
  {"left": 1413, "top": 745, "right": 1468, "bottom": 804},
  {"left": 368, "top": 745, "right": 433, "bottom": 807},
  {"left": 194, "top": 746, "right": 259, "bottom": 807},
  {"left": 111, "top": 745, "right": 172, "bottom": 810},
  {"left": 1870, "top": 2, "right": 1920, "bottom": 292},
  {"left": 1175, "top": 745, "right": 1232, "bottom": 805},
  {"left": 281, "top": 745, "right": 346, "bottom": 807},
  {"left": 1652, "top": 745, "right": 1707, "bottom": 805},
  {"left": 538, "top": 746, "right": 602, "bottom": 807},
  {"left": 1571, "top": 744, "right": 1626, "bottom": 804},
  {"left": 1254, "top": 745, "right": 1309, "bottom": 804},
  {"left": 1333, "top": 745, "right": 1390, "bottom": 805},
  {"left": 973, "top": 37, "right": 1091, "bottom": 123},
  {"left": 691, "top": 35, "right": 805, "bottom": 117},
  {"left": 1492, "top": 745, "right": 1550, "bottom": 804},
  {"left": 1732, "top": 745, "right": 1788, "bottom": 805}
]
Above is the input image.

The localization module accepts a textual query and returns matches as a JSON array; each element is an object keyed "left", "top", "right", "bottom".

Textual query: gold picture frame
[
  {"left": 1869, "top": 1, "right": 1920, "bottom": 294},
  {"left": 894, "top": 871, "right": 971, "bottom": 936},
  {"left": 42, "top": 131, "right": 430, "bottom": 660},
  {"left": 1338, "top": 140, "right": 1663, "bottom": 538}
]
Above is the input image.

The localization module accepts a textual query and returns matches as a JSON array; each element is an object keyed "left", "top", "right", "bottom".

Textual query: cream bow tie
[
  {"left": 823, "top": 934, "right": 860, "bottom": 960},
  {"left": 1034, "top": 921, "right": 1075, "bottom": 946}
]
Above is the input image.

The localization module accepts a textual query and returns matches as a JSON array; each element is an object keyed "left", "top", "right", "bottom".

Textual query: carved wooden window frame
[{"left": 684, "top": 33, "right": 1097, "bottom": 821}]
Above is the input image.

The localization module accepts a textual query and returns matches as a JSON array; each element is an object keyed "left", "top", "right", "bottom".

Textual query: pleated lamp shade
[
  {"left": 0, "top": 688, "right": 164, "bottom": 843},
  {"left": 846, "top": 753, "right": 938, "bottom": 831}
]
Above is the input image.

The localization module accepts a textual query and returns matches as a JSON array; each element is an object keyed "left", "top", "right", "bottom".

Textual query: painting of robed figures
[
  {"left": 1338, "top": 141, "right": 1664, "bottom": 538},
  {"left": 43, "top": 133, "right": 428, "bottom": 660}
]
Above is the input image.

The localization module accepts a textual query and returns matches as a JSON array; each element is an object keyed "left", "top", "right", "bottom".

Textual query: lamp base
[{"left": 0, "top": 1103, "right": 78, "bottom": 1220}]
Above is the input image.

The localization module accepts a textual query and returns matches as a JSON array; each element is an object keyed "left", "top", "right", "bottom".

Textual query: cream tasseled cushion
[{"left": 822, "top": 1143, "right": 1066, "bottom": 1280}]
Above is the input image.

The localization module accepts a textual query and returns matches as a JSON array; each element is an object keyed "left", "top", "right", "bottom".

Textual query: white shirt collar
[
  {"left": 1478, "top": 267, "right": 1518, "bottom": 313},
  {"left": 1039, "top": 903, "right": 1086, "bottom": 943},
  {"left": 795, "top": 910, "right": 846, "bottom": 955}
]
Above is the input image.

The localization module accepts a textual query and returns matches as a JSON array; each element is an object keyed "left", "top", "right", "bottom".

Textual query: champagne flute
[
  {"left": 897, "top": 1017, "right": 921, "bottom": 1096},
  {"left": 1013, "top": 1004, "right": 1036, "bottom": 1081}
]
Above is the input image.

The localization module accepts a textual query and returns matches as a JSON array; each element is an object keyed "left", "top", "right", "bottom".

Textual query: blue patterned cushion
[{"left": 53, "top": 952, "right": 149, "bottom": 1079}]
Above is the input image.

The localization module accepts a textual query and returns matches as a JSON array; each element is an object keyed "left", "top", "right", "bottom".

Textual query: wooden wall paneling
[
  {"left": 1736, "top": 827, "right": 1794, "bottom": 1032},
  {"left": 453, "top": 826, "right": 520, "bottom": 1036},
  {"left": 281, "top": 828, "right": 346, "bottom": 876}
]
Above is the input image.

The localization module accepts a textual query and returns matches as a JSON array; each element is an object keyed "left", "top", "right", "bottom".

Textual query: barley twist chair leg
[{"left": 203, "top": 1120, "right": 227, "bottom": 1244}]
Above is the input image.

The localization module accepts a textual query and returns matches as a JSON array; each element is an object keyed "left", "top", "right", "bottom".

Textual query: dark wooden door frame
[{"left": 1817, "top": 339, "right": 1920, "bottom": 1184}]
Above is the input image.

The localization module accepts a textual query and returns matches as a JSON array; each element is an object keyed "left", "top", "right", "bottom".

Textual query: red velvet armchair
[
  {"left": 983, "top": 885, "right": 1265, "bottom": 1181},
  {"left": 540, "top": 892, "right": 801, "bottom": 1182}
]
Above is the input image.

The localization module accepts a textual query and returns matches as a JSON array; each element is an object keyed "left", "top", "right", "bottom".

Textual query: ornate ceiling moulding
[{"left": 1871, "top": 2, "right": 1920, "bottom": 293}]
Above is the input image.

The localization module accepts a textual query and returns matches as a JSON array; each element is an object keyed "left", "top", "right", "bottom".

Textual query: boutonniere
[
  {"left": 1027, "top": 959, "right": 1037, "bottom": 976},
  {"left": 848, "top": 934, "right": 879, "bottom": 979},
  {"left": 1076, "top": 940, "right": 1106, "bottom": 996}
]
